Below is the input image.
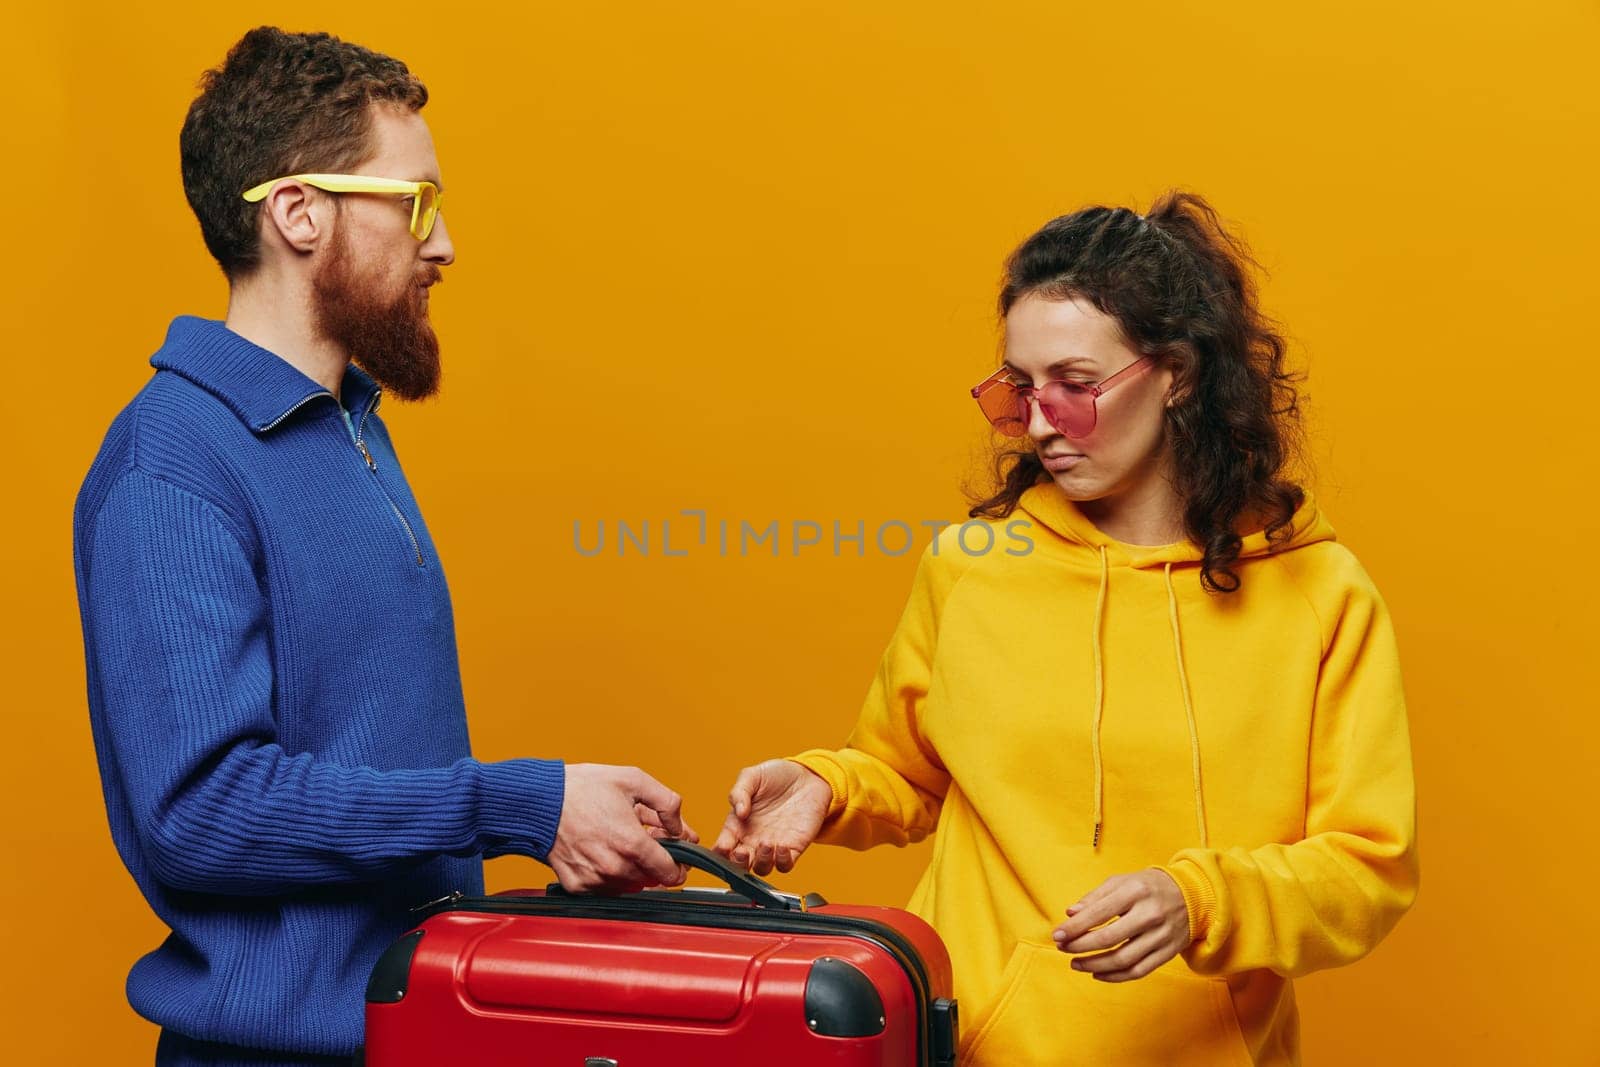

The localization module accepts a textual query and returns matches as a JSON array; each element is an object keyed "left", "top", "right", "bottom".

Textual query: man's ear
[{"left": 259, "top": 181, "right": 329, "bottom": 255}]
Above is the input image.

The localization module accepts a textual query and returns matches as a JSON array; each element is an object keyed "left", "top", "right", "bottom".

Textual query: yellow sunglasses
[{"left": 241, "top": 173, "right": 444, "bottom": 241}]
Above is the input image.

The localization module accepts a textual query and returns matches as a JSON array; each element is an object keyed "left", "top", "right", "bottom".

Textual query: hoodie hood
[
  {"left": 1015, "top": 477, "right": 1336, "bottom": 568},
  {"left": 1014, "top": 477, "right": 1335, "bottom": 850}
]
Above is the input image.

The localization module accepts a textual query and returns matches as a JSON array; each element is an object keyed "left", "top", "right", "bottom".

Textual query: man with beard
[{"left": 71, "top": 27, "right": 695, "bottom": 1067}]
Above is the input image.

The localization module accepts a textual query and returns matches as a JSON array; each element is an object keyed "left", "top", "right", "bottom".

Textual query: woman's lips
[{"left": 1041, "top": 452, "right": 1085, "bottom": 471}]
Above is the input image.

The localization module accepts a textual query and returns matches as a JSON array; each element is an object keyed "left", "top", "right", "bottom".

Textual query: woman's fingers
[
  {"left": 715, "top": 824, "right": 807, "bottom": 874},
  {"left": 717, "top": 762, "right": 817, "bottom": 874},
  {"left": 1056, "top": 900, "right": 1158, "bottom": 954},
  {"left": 718, "top": 767, "right": 761, "bottom": 858},
  {"left": 1067, "top": 921, "right": 1166, "bottom": 975},
  {"left": 1077, "top": 928, "right": 1179, "bottom": 982},
  {"left": 728, "top": 766, "right": 764, "bottom": 821},
  {"left": 1056, "top": 915, "right": 1125, "bottom": 955},
  {"left": 711, "top": 814, "right": 743, "bottom": 856},
  {"left": 1054, "top": 881, "right": 1139, "bottom": 945},
  {"left": 1052, "top": 870, "right": 1191, "bottom": 980},
  {"left": 729, "top": 764, "right": 784, "bottom": 825},
  {"left": 1065, "top": 874, "right": 1123, "bottom": 917}
]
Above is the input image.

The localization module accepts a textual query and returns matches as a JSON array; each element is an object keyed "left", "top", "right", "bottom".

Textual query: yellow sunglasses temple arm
[
  {"left": 242, "top": 174, "right": 427, "bottom": 202},
  {"left": 241, "top": 178, "right": 282, "bottom": 202}
]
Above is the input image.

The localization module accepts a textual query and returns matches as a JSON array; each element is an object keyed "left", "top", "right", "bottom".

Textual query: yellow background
[{"left": 4, "top": 2, "right": 1595, "bottom": 1062}]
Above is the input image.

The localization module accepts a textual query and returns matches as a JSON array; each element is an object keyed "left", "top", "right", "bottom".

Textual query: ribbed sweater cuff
[
  {"left": 1159, "top": 858, "right": 1218, "bottom": 946},
  {"left": 477, "top": 758, "right": 566, "bottom": 862}
]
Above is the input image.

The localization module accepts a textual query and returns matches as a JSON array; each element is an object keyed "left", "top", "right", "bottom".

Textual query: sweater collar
[{"left": 149, "top": 316, "right": 381, "bottom": 433}]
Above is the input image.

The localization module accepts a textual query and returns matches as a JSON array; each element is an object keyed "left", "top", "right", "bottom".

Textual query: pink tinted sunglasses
[{"left": 970, "top": 356, "right": 1155, "bottom": 439}]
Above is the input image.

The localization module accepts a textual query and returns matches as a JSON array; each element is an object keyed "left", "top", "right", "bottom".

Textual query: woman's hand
[
  {"left": 712, "top": 759, "right": 833, "bottom": 875},
  {"left": 1052, "top": 869, "right": 1193, "bottom": 982}
]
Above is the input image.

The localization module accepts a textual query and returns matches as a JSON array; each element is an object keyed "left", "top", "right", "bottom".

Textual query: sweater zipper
[
  {"left": 261, "top": 391, "right": 335, "bottom": 433},
  {"left": 264, "top": 389, "right": 426, "bottom": 566},
  {"left": 354, "top": 390, "right": 425, "bottom": 567}
]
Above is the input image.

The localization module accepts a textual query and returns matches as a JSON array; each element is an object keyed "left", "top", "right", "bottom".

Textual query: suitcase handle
[{"left": 658, "top": 839, "right": 804, "bottom": 911}]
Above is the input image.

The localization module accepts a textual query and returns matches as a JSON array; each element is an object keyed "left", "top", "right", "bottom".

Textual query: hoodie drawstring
[
  {"left": 1090, "top": 547, "right": 1109, "bottom": 850},
  {"left": 1086, "top": 552, "right": 1209, "bottom": 851},
  {"left": 1165, "top": 562, "right": 1209, "bottom": 848}
]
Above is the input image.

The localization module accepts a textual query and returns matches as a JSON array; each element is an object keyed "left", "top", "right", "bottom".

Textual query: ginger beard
[{"left": 311, "top": 216, "right": 443, "bottom": 401}]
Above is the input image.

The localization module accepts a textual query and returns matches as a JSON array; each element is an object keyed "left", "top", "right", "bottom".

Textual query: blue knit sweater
[{"left": 72, "top": 316, "right": 566, "bottom": 1061}]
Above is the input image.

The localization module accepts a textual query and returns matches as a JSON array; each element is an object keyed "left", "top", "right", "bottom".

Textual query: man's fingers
[
  {"left": 627, "top": 833, "right": 685, "bottom": 887},
  {"left": 638, "top": 800, "right": 697, "bottom": 844},
  {"left": 556, "top": 845, "right": 623, "bottom": 893},
  {"left": 625, "top": 769, "right": 686, "bottom": 838}
]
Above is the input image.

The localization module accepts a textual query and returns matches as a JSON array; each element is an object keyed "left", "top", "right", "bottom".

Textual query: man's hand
[
  {"left": 712, "top": 759, "right": 832, "bottom": 876},
  {"left": 1051, "top": 869, "right": 1193, "bottom": 982},
  {"left": 547, "top": 764, "right": 699, "bottom": 893}
]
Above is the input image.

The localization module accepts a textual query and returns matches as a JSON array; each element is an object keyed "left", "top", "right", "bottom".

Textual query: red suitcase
[{"left": 363, "top": 840, "right": 958, "bottom": 1065}]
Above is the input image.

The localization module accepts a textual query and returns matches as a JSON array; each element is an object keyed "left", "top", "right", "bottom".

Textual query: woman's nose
[{"left": 1025, "top": 395, "right": 1057, "bottom": 442}]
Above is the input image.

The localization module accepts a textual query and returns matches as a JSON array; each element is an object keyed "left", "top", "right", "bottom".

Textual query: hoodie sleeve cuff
[
  {"left": 1157, "top": 858, "right": 1217, "bottom": 946},
  {"left": 786, "top": 752, "right": 847, "bottom": 820},
  {"left": 477, "top": 758, "right": 566, "bottom": 863}
]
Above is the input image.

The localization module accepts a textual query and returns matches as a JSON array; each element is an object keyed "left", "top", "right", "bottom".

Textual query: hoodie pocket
[{"left": 958, "top": 941, "right": 1251, "bottom": 1066}]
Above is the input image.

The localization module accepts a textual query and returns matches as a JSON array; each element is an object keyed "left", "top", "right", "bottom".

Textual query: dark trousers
[{"left": 155, "top": 1030, "right": 355, "bottom": 1067}]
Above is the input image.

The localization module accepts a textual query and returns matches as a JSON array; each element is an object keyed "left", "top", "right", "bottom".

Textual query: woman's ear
[{"left": 1158, "top": 344, "right": 1196, "bottom": 410}]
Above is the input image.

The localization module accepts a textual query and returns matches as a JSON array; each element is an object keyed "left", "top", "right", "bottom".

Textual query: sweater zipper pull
[{"left": 357, "top": 439, "right": 376, "bottom": 471}]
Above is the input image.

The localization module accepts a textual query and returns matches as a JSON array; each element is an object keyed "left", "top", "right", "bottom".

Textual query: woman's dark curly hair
[{"left": 969, "top": 190, "right": 1307, "bottom": 594}]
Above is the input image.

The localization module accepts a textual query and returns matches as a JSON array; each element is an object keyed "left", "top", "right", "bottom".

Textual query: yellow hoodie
[{"left": 791, "top": 480, "right": 1418, "bottom": 1065}]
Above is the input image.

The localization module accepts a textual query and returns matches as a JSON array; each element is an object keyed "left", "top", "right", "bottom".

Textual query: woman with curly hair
[{"left": 714, "top": 191, "right": 1418, "bottom": 1065}]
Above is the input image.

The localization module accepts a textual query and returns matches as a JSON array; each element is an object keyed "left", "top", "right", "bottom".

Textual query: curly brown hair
[
  {"left": 969, "top": 191, "right": 1308, "bottom": 594},
  {"left": 179, "top": 26, "right": 429, "bottom": 282}
]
